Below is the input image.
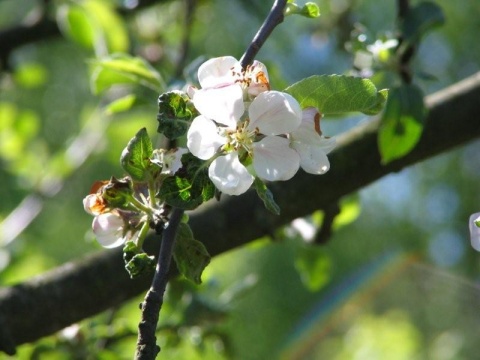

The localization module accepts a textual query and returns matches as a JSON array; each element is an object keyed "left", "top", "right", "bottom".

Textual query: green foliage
[
  {"left": 159, "top": 153, "right": 215, "bottom": 210},
  {"left": 89, "top": 53, "right": 164, "bottom": 94},
  {"left": 285, "top": 75, "right": 387, "bottom": 115},
  {"left": 285, "top": 2, "right": 320, "bottom": 18},
  {"left": 120, "top": 128, "right": 154, "bottom": 182},
  {"left": 106, "top": 94, "right": 137, "bottom": 114},
  {"left": 157, "top": 91, "right": 195, "bottom": 140},
  {"left": 56, "top": 0, "right": 129, "bottom": 54},
  {"left": 173, "top": 223, "right": 211, "bottom": 284},
  {"left": 401, "top": 1, "right": 445, "bottom": 45},
  {"left": 294, "top": 244, "right": 331, "bottom": 291},
  {"left": 123, "top": 241, "right": 155, "bottom": 279},
  {"left": 254, "top": 177, "right": 280, "bottom": 215},
  {"left": 378, "top": 84, "right": 426, "bottom": 164}
]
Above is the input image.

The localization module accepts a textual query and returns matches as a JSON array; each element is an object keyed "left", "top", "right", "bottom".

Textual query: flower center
[{"left": 222, "top": 120, "right": 258, "bottom": 156}]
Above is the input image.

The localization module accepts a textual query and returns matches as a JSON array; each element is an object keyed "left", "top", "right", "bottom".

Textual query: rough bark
[{"left": 0, "top": 71, "right": 479, "bottom": 354}]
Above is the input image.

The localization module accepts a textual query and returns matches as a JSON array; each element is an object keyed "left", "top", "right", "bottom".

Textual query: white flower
[
  {"left": 469, "top": 212, "right": 480, "bottom": 251},
  {"left": 152, "top": 147, "right": 188, "bottom": 175},
  {"left": 191, "top": 56, "right": 270, "bottom": 126},
  {"left": 187, "top": 90, "right": 302, "bottom": 195},
  {"left": 290, "top": 107, "right": 336, "bottom": 175},
  {"left": 92, "top": 212, "right": 128, "bottom": 248},
  {"left": 197, "top": 56, "right": 270, "bottom": 95}
]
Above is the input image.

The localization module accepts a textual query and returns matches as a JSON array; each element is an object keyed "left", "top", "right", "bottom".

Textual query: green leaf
[
  {"left": 123, "top": 241, "right": 155, "bottom": 279},
  {"left": 378, "top": 84, "right": 427, "bottom": 164},
  {"left": 301, "top": 3, "right": 320, "bottom": 18},
  {"left": 106, "top": 94, "right": 137, "bottom": 114},
  {"left": 57, "top": 4, "right": 96, "bottom": 49},
  {"left": 56, "top": 1, "right": 129, "bottom": 53},
  {"left": 285, "top": 2, "right": 320, "bottom": 18},
  {"left": 173, "top": 222, "right": 211, "bottom": 284},
  {"left": 120, "top": 128, "right": 154, "bottom": 181},
  {"left": 294, "top": 245, "right": 331, "bottom": 292},
  {"left": 157, "top": 91, "right": 195, "bottom": 139},
  {"left": 285, "top": 75, "right": 387, "bottom": 115},
  {"left": 159, "top": 153, "right": 215, "bottom": 210},
  {"left": 90, "top": 53, "right": 163, "bottom": 94},
  {"left": 402, "top": 1, "right": 445, "bottom": 44},
  {"left": 83, "top": 0, "right": 129, "bottom": 53},
  {"left": 254, "top": 177, "right": 280, "bottom": 215},
  {"left": 362, "top": 88, "right": 389, "bottom": 116}
]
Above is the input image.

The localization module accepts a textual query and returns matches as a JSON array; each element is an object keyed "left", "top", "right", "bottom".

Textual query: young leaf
[
  {"left": 157, "top": 91, "right": 195, "bottom": 139},
  {"left": 285, "top": 75, "right": 387, "bottom": 115},
  {"left": 254, "top": 177, "right": 280, "bottom": 215},
  {"left": 173, "top": 222, "right": 211, "bottom": 284},
  {"left": 159, "top": 153, "right": 215, "bottom": 210},
  {"left": 378, "top": 84, "right": 427, "bottom": 164},
  {"left": 89, "top": 53, "right": 164, "bottom": 94},
  {"left": 120, "top": 128, "right": 154, "bottom": 181}
]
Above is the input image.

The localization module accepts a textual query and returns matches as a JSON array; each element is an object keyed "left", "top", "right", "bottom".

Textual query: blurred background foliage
[{"left": 0, "top": 0, "right": 480, "bottom": 359}]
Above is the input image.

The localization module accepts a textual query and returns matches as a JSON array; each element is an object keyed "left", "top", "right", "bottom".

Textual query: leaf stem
[
  {"left": 134, "top": 207, "right": 184, "bottom": 360},
  {"left": 239, "top": 0, "right": 288, "bottom": 69}
]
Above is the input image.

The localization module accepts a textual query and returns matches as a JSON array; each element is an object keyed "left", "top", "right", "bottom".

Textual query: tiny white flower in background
[
  {"left": 92, "top": 212, "right": 129, "bottom": 248},
  {"left": 187, "top": 90, "right": 302, "bottom": 195},
  {"left": 468, "top": 212, "right": 480, "bottom": 251},
  {"left": 290, "top": 107, "right": 336, "bottom": 175}
]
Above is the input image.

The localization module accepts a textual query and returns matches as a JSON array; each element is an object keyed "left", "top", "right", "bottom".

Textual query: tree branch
[
  {"left": 239, "top": 0, "right": 287, "bottom": 69},
  {"left": 135, "top": 208, "right": 184, "bottom": 359},
  {"left": 0, "top": 71, "right": 480, "bottom": 354}
]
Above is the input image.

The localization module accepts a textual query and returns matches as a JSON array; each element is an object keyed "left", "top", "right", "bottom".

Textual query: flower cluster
[
  {"left": 186, "top": 56, "right": 335, "bottom": 196},
  {"left": 83, "top": 147, "right": 186, "bottom": 248}
]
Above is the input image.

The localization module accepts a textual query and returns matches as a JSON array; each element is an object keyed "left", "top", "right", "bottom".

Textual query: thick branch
[{"left": 0, "top": 71, "right": 479, "bottom": 354}]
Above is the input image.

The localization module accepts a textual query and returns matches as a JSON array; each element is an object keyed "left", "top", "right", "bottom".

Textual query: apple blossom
[
  {"left": 290, "top": 107, "right": 336, "bottom": 175},
  {"left": 187, "top": 90, "right": 302, "bottom": 195},
  {"left": 92, "top": 212, "right": 129, "bottom": 248}
]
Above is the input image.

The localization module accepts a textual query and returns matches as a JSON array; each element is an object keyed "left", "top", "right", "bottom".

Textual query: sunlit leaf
[
  {"left": 285, "top": 75, "right": 387, "bottom": 115},
  {"left": 90, "top": 53, "right": 164, "bottom": 94},
  {"left": 294, "top": 244, "right": 331, "bottom": 292},
  {"left": 106, "top": 94, "right": 137, "bottom": 114},
  {"left": 378, "top": 84, "right": 426, "bottom": 164},
  {"left": 120, "top": 128, "right": 153, "bottom": 181},
  {"left": 174, "top": 223, "right": 211, "bottom": 284},
  {"left": 14, "top": 63, "right": 48, "bottom": 88},
  {"left": 56, "top": 0, "right": 129, "bottom": 53},
  {"left": 56, "top": 4, "right": 96, "bottom": 49}
]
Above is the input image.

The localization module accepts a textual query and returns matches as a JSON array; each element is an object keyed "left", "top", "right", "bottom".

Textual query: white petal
[
  {"left": 92, "top": 213, "right": 125, "bottom": 248},
  {"left": 248, "top": 91, "right": 302, "bottom": 135},
  {"left": 209, "top": 153, "right": 254, "bottom": 196},
  {"left": 187, "top": 116, "right": 225, "bottom": 160},
  {"left": 197, "top": 56, "right": 238, "bottom": 88},
  {"left": 469, "top": 213, "right": 480, "bottom": 251},
  {"left": 193, "top": 85, "right": 244, "bottom": 127},
  {"left": 247, "top": 60, "right": 270, "bottom": 96},
  {"left": 252, "top": 136, "right": 300, "bottom": 181},
  {"left": 293, "top": 141, "right": 331, "bottom": 174}
]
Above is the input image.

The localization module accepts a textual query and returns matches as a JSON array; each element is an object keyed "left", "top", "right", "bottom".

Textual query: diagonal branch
[{"left": 0, "top": 71, "right": 479, "bottom": 354}]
